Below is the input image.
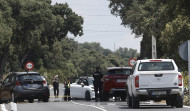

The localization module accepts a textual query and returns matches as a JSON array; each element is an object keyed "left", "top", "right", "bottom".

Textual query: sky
[{"left": 51, "top": 0, "right": 142, "bottom": 52}]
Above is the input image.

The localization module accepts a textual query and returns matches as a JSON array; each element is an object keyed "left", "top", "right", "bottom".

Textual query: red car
[{"left": 102, "top": 67, "right": 132, "bottom": 101}]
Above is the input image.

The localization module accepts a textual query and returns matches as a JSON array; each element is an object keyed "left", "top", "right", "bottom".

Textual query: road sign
[
  {"left": 25, "top": 62, "right": 34, "bottom": 70},
  {"left": 179, "top": 40, "right": 190, "bottom": 105},
  {"left": 179, "top": 41, "right": 188, "bottom": 61},
  {"left": 129, "top": 58, "right": 136, "bottom": 67}
]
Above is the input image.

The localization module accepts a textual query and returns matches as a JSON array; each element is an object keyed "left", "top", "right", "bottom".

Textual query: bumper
[
  {"left": 135, "top": 87, "right": 183, "bottom": 97},
  {"left": 109, "top": 88, "right": 126, "bottom": 96},
  {"left": 14, "top": 88, "right": 50, "bottom": 99}
]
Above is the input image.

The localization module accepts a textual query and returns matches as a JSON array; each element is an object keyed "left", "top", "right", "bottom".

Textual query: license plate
[
  {"left": 117, "top": 79, "right": 126, "bottom": 82},
  {"left": 152, "top": 91, "right": 166, "bottom": 95},
  {"left": 25, "top": 84, "right": 39, "bottom": 88}
]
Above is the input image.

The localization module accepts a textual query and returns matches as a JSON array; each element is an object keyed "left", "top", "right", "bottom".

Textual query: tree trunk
[{"left": 0, "top": 46, "right": 10, "bottom": 80}]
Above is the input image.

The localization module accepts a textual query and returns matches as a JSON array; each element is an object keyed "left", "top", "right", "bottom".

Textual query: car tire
[
  {"left": 132, "top": 95, "right": 139, "bottom": 108},
  {"left": 176, "top": 95, "right": 183, "bottom": 108},
  {"left": 121, "top": 95, "right": 126, "bottom": 101},
  {"left": 11, "top": 93, "right": 17, "bottom": 103},
  {"left": 127, "top": 92, "right": 132, "bottom": 108},
  {"left": 166, "top": 99, "right": 171, "bottom": 106},
  {"left": 28, "top": 99, "right": 34, "bottom": 103},
  {"left": 42, "top": 98, "right": 49, "bottom": 102},
  {"left": 85, "top": 91, "right": 91, "bottom": 101},
  {"left": 102, "top": 92, "right": 109, "bottom": 101}
]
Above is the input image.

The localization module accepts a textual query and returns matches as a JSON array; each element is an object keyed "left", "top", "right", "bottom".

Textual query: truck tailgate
[{"left": 139, "top": 71, "right": 179, "bottom": 88}]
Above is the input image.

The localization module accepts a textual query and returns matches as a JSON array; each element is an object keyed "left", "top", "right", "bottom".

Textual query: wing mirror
[{"left": 81, "top": 83, "right": 84, "bottom": 87}]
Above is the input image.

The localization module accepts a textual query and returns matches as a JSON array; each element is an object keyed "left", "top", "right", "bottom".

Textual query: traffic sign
[
  {"left": 25, "top": 62, "right": 34, "bottom": 70},
  {"left": 179, "top": 41, "right": 188, "bottom": 61},
  {"left": 179, "top": 40, "right": 190, "bottom": 105},
  {"left": 129, "top": 58, "right": 136, "bottom": 67}
]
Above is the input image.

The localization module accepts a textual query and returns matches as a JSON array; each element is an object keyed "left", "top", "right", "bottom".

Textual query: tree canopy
[{"left": 108, "top": 0, "right": 190, "bottom": 70}]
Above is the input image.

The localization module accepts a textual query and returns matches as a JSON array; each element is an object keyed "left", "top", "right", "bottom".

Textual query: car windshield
[
  {"left": 87, "top": 78, "right": 94, "bottom": 85},
  {"left": 138, "top": 62, "right": 174, "bottom": 71},
  {"left": 17, "top": 74, "right": 43, "bottom": 81},
  {"left": 108, "top": 69, "right": 131, "bottom": 75}
]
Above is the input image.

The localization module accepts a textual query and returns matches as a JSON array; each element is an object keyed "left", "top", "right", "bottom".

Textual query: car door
[
  {"left": 70, "top": 79, "right": 83, "bottom": 98},
  {"left": 81, "top": 79, "right": 89, "bottom": 98},
  {"left": 0, "top": 75, "right": 14, "bottom": 100}
]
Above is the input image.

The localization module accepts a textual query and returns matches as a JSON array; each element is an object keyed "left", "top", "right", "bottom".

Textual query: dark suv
[
  {"left": 0, "top": 72, "right": 50, "bottom": 103},
  {"left": 102, "top": 67, "right": 132, "bottom": 101}
]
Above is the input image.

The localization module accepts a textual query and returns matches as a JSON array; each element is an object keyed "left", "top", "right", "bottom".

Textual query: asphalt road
[{"left": 1, "top": 84, "right": 190, "bottom": 111}]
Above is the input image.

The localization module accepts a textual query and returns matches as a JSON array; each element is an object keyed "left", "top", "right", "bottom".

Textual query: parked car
[
  {"left": 63, "top": 77, "right": 95, "bottom": 101},
  {"left": 0, "top": 72, "right": 50, "bottom": 103},
  {"left": 126, "top": 59, "right": 184, "bottom": 108},
  {"left": 102, "top": 67, "right": 132, "bottom": 101}
]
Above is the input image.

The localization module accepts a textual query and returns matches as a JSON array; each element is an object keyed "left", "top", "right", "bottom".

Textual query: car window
[
  {"left": 9, "top": 75, "right": 15, "bottom": 83},
  {"left": 108, "top": 69, "right": 131, "bottom": 75},
  {"left": 76, "top": 79, "right": 82, "bottom": 85},
  {"left": 87, "top": 78, "right": 94, "bottom": 85},
  {"left": 17, "top": 74, "right": 43, "bottom": 81},
  {"left": 3, "top": 76, "right": 10, "bottom": 85},
  {"left": 138, "top": 62, "right": 174, "bottom": 71}
]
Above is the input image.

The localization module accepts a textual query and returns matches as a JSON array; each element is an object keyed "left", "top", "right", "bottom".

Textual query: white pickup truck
[{"left": 126, "top": 59, "right": 184, "bottom": 108}]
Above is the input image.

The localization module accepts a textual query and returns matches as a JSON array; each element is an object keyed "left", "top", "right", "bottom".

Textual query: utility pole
[{"left": 152, "top": 36, "right": 157, "bottom": 59}]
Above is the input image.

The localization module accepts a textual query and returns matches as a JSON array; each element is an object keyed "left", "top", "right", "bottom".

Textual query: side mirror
[
  {"left": 178, "top": 69, "right": 182, "bottom": 72},
  {"left": 81, "top": 83, "right": 84, "bottom": 87}
]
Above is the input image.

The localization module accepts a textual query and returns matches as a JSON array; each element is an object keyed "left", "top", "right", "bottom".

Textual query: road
[{"left": 1, "top": 84, "right": 190, "bottom": 111}]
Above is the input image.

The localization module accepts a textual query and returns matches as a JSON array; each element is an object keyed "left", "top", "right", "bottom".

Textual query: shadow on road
[{"left": 118, "top": 105, "right": 175, "bottom": 109}]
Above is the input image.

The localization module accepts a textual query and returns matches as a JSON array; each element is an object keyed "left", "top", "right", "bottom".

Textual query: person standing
[
  {"left": 93, "top": 66, "right": 103, "bottom": 102},
  {"left": 64, "top": 79, "right": 71, "bottom": 101},
  {"left": 52, "top": 75, "right": 59, "bottom": 98}
]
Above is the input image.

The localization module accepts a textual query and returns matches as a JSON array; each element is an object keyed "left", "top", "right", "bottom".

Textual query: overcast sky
[{"left": 52, "top": 0, "right": 142, "bottom": 52}]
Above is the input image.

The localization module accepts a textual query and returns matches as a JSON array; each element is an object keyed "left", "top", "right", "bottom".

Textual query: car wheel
[
  {"left": 28, "top": 99, "right": 34, "bottom": 103},
  {"left": 127, "top": 92, "right": 132, "bottom": 108},
  {"left": 132, "top": 95, "right": 139, "bottom": 108},
  {"left": 42, "top": 98, "right": 49, "bottom": 102},
  {"left": 121, "top": 95, "right": 126, "bottom": 101},
  {"left": 176, "top": 95, "right": 183, "bottom": 108},
  {"left": 85, "top": 91, "right": 91, "bottom": 101},
  {"left": 166, "top": 99, "right": 171, "bottom": 106},
  {"left": 11, "top": 93, "right": 17, "bottom": 103}
]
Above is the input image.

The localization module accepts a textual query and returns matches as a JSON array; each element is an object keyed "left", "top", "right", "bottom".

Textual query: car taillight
[
  {"left": 135, "top": 76, "right": 139, "bottom": 87},
  {"left": 43, "top": 81, "right": 46, "bottom": 85},
  {"left": 178, "top": 74, "right": 182, "bottom": 86},
  {"left": 16, "top": 81, "right": 21, "bottom": 86}
]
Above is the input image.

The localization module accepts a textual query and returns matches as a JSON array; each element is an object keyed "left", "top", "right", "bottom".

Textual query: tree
[{"left": 0, "top": 0, "right": 84, "bottom": 79}]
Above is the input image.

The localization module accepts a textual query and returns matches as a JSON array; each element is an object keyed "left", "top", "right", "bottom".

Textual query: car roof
[
  {"left": 138, "top": 59, "right": 173, "bottom": 62},
  {"left": 107, "top": 67, "right": 132, "bottom": 70},
  {"left": 11, "top": 72, "right": 39, "bottom": 75}
]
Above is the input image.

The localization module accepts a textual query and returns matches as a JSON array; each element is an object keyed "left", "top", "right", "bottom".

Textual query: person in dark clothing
[
  {"left": 52, "top": 75, "right": 59, "bottom": 98},
  {"left": 93, "top": 66, "right": 103, "bottom": 102},
  {"left": 64, "top": 79, "right": 71, "bottom": 101}
]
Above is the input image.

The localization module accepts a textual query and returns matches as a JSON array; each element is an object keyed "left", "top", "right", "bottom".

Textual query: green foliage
[{"left": 108, "top": 0, "right": 190, "bottom": 71}]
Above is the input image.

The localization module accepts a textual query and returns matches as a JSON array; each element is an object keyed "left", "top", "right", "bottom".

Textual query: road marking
[
  {"left": 0, "top": 104, "right": 8, "bottom": 111},
  {"left": 71, "top": 101, "right": 107, "bottom": 111},
  {"left": 184, "top": 106, "right": 190, "bottom": 108}
]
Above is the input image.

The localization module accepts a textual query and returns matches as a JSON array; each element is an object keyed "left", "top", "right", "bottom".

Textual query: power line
[
  {"left": 84, "top": 30, "right": 127, "bottom": 32},
  {"left": 85, "top": 24, "right": 121, "bottom": 26},
  {"left": 79, "top": 14, "right": 112, "bottom": 16}
]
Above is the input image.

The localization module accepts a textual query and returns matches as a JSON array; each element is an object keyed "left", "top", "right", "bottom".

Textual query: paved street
[{"left": 1, "top": 84, "right": 190, "bottom": 111}]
